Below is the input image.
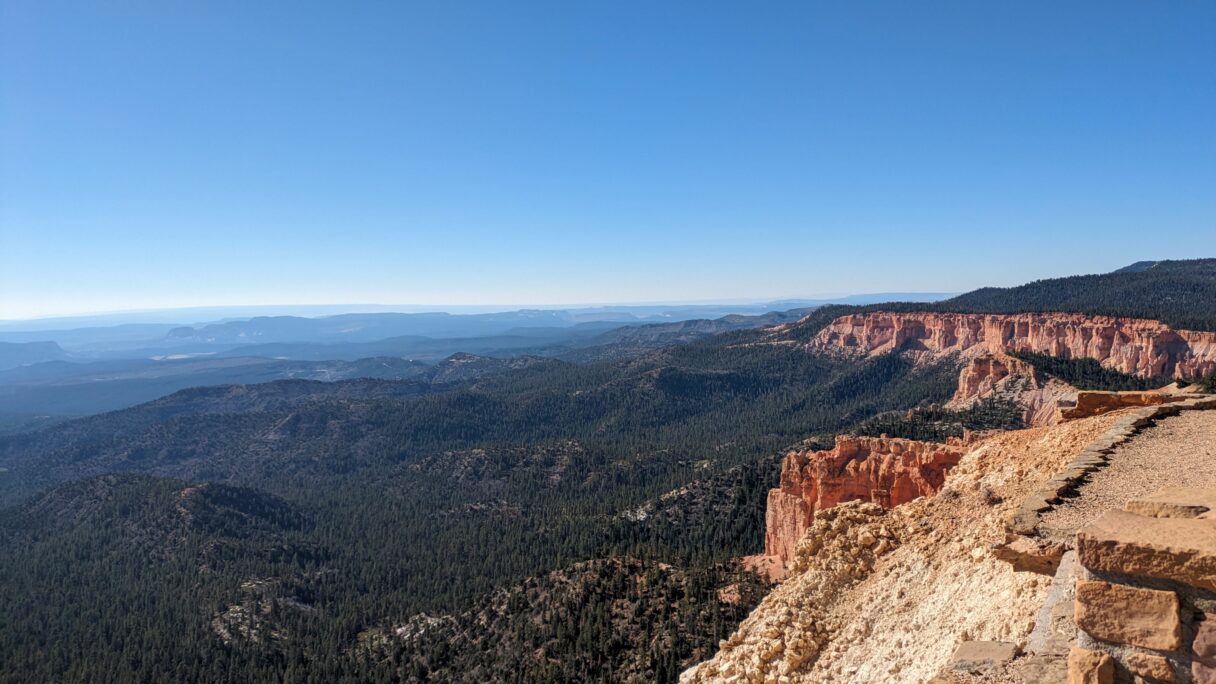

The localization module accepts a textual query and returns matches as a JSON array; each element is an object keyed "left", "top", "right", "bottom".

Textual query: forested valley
[
  {"left": 3, "top": 259, "right": 1214, "bottom": 682},
  {"left": 0, "top": 321, "right": 962, "bottom": 683}
]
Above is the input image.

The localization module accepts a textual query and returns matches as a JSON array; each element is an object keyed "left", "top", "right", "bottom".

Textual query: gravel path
[{"left": 1040, "top": 409, "right": 1216, "bottom": 535}]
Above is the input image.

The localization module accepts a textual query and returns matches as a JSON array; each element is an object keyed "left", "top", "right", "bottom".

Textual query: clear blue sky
[{"left": 1, "top": 1, "right": 1213, "bottom": 319}]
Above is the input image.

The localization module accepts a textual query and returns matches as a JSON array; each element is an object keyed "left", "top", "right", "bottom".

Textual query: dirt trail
[{"left": 1039, "top": 409, "right": 1216, "bottom": 537}]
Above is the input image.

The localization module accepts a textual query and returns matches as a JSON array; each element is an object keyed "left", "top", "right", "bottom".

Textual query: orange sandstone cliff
[
  {"left": 808, "top": 312, "right": 1216, "bottom": 380},
  {"left": 763, "top": 436, "right": 965, "bottom": 566}
]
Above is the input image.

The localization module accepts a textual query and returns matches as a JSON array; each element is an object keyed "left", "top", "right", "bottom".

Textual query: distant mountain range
[
  {"left": 0, "top": 294, "right": 953, "bottom": 352},
  {"left": 0, "top": 294, "right": 947, "bottom": 428},
  {"left": 0, "top": 341, "right": 68, "bottom": 371},
  {"left": 0, "top": 294, "right": 954, "bottom": 334},
  {"left": 0, "top": 309, "right": 818, "bottom": 426}
]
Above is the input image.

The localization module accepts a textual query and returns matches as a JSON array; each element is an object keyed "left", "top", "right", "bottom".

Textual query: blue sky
[{"left": 1, "top": 1, "right": 1213, "bottom": 319}]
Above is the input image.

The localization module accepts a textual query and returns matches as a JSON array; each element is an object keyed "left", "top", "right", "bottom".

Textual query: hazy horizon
[
  {"left": 0, "top": 291, "right": 960, "bottom": 329},
  {"left": 0, "top": 253, "right": 1194, "bottom": 322}
]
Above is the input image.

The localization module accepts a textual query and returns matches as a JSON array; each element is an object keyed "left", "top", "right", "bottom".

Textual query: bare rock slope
[{"left": 682, "top": 413, "right": 1123, "bottom": 684}]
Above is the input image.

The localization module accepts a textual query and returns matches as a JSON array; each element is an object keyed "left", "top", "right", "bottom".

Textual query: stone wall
[{"left": 1069, "top": 487, "right": 1216, "bottom": 683}]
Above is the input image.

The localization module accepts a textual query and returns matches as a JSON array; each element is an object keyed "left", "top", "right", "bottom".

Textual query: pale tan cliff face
[
  {"left": 948, "top": 352, "right": 1078, "bottom": 427},
  {"left": 808, "top": 312, "right": 1216, "bottom": 380},
  {"left": 952, "top": 353, "right": 1041, "bottom": 403},
  {"left": 763, "top": 436, "right": 965, "bottom": 566}
]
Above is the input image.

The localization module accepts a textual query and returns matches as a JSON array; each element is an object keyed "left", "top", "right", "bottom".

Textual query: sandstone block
[
  {"left": 1068, "top": 647, "right": 1113, "bottom": 684},
  {"left": 1125, "top": 487, "right": 1216, "bottom": 520},
  {"left": 1009, "top": 654, "right": 1068, "bottom": 683},
  {"left": 1008, "top": 509, "right": 1042, "bottom": 536},
  {"left": 949, "top": 640, "right": 1019, "bottom": 674},
  {"left": 1196, "top": 617, "right": 1216, "bottom": 684},
  {"left": 1123, "top": 651, "right": 1175, "bottom": 683},
  {"left": 1024, "top": 495, "right": 1054, "bottom": 513},
  {"left": 993, "top": 536, "right": 1066, "bottom": 575},
  {"left": 1034, "top": 486, "right": 1063, "bottom": 505},
  {"left": 1071, "top": 453, "right": 1106, "bottom": 467},
  {"left": 1077, "top": 509, "right": 1216, "bottom": 591},
  {"left": 1074, "top": 581, "right": 1181, "bottom": 651}
]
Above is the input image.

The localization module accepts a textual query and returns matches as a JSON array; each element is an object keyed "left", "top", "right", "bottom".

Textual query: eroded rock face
[
  {"left": 763, "top": 436, "right": 964, "bottom": 566},
  {"left": 953, "top": 352, "right": 1041, "bottom": 402},
  {"left": 681, "top": 502, "right": 898, "bottom": 684},
  {"left": 763, "top": 489, "right": 814, "bottom": 570},
  {"left": 950, "top": 352, "right": 1077, "bottom": 426},
  {"left": 809, "top": 312, "right": 1216, "bottom": 380}
]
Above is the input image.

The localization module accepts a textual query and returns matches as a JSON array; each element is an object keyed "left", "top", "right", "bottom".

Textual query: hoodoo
[{"left": 762, "top": 436, "right": 965, "bottom": 567}]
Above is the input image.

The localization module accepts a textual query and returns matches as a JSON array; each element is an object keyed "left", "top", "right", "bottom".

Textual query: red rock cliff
[
  {"left": 764, "top": 436, "right": 964, "bottom": 566},
  {"left": 809, "top": 312, "right": 1216, "bottom": 380}
]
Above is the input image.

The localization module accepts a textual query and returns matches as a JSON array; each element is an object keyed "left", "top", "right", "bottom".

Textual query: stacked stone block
[{"left": 1068, "top": 488, "right": 1216, "bottom": 684}]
